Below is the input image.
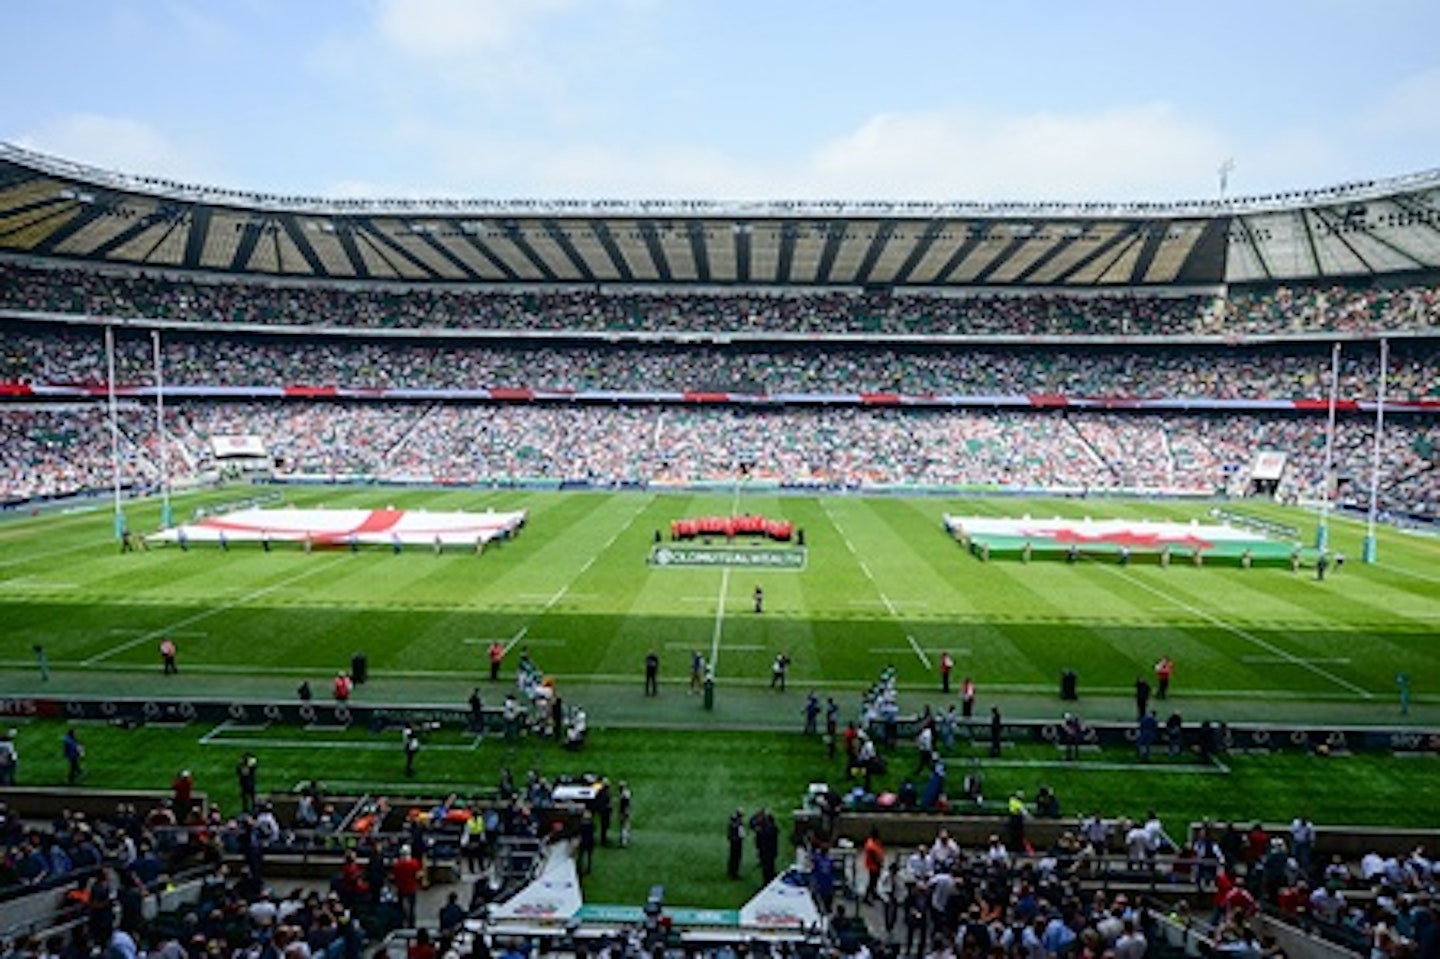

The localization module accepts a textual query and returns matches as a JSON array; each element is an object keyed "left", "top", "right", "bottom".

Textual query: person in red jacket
[
  {"left": 861, "top": 828, "right": 886, "bottom": 903},
  {"left": 170, "top": 769, "right": 194, "bottom": 817},
  {"left": 332, "top": 672, "right": 353, "bottom": 703},
  {"left": 1155, "top": 656, "right": 1174, "bottom": 699},
  {"left": 392, "top": 845, "right": 424, "bottom": 927}
]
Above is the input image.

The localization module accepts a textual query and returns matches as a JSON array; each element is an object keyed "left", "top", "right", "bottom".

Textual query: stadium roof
[{"left": 2, "top": 142, "right": 1439, "bottom": 288}]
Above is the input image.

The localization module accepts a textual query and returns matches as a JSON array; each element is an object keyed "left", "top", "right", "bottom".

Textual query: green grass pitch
[{"left": 1, "top": 485, "right": 1438, "bottom": 907}]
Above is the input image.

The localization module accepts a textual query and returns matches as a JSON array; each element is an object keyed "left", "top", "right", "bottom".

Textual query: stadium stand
[{"left": 2, "top": 143, "right": 1439, "bottom": 956}]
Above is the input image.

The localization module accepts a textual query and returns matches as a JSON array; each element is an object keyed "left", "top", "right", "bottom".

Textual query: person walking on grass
[
  {"left": 727, "top": 808, "right": 745, "bottom": 879},
  {"left": 62, "top": 728, "right": 84, "bottom": 783},
  {"left": 770, "top": 653, "right": 791, "bottom": 692},
  {"left": 159, "top": 636, "right": 178, "bottom": 675},
  {"left": 403, "top": 724, "right": 421, "bottom": 778}
]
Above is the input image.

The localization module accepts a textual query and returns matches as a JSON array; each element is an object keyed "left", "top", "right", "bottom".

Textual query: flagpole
[
  {"left": 1316, "top": 342, "right": 1340, "bottom": 550},
  {"left": 153, "top": 329, "right": 172, "bottom": 528},
  {"left": 106, "top": 325, "right": 125, "bottom": 541},
  {"left": 1363, "top": 338, "right": 1388, "bottom": 563}
]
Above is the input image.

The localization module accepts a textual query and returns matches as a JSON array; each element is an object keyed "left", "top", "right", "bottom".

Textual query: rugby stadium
[{"left": 0, "top": 143, "right": 1438, "bottom": 955}]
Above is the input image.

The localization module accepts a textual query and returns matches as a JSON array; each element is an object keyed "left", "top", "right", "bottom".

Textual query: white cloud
[
  {"left": 15, "top": 114, "right": 220, "bottom": 184},
  {"left": 805, "top": 103, "right": 1231, "bottom": 202},
  {"left": 375, "top": 0, "right": 573, "bottom": 60},
  {"left": 388, "top": 102, "right": 1243, "bottom": 202}
]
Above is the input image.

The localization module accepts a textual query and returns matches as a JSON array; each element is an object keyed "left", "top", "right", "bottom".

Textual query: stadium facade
[{"left": 2, "top": 141, "right": 1438, "bottom": 289}]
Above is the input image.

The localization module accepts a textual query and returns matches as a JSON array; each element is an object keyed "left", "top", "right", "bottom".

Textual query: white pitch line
[
  {"left": 668, "top": 641, "right": 762, "bottom": 652},
  {"left": 710, "top": 566, "right": 730, "bottom": 674},
  {"left": 199, "top": 735, "right": 483, "bottom": 752},
  {"left": 82, "top": 557, "right": 349, "bottom": 666},
  {"left": 1, "top": 578, "right": 79, "bottom": 589},
  {"left": 502, "top": 625, "right": 530, "bottom": 655},
  {"left": 1377, "top": 563, "right": 1440, "bottom": 586},
  {"left": 981, "top": 757, "right": 1232, "bottom": 775},
  {"left": 1241, "top": 656, "right": 1353, "bottom": 665},
  {"left": 905, "top": 635, "right": 933, "bottom": 671},
  {"left": 824, "top": 502, "right": 931, "bottom": 671},
  {"left": 1092, "top": 561, "right": 1374, "bottom": 699},
  {"left": 462, "top": 636, "right": 567, "bottom": 648},
  {"left": 871, "top": 647, "right": 971, "bottom": 657},
  {"left": 0, "top": 540, "right": 100, "bottom": 570},
  {"left": 198, "top": 720, "right": 233, "bottom": 744}
]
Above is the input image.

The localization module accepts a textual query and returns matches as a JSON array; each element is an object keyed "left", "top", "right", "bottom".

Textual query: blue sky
[{"left": 4, "top": 0, "right": 1439, "bottom": 203}]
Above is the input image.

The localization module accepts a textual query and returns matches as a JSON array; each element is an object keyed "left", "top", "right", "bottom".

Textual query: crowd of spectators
[
  {"left": 4, "top": 323, "right": 1440, "bottom": 402},
  {"left": 3, "top": 262, "right": 1440, "bottom": 336},
  {"left": 805, "top": 808, "right": 1440, "bottom": 959},
  {"left": 3, "top": 402, "right": 1437, "bottom": 519},
  {"left": 0, "top": 760, "right": 590, "bottom": 959}
]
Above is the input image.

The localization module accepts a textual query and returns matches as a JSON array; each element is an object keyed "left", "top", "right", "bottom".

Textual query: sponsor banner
[
  {"left": 19, "top": 696, "right": 1440, "bottom": 754},
  {"left": 575, "top": 905, "right": 740, "bottom": 927},
  {"left": 0, "top": 697, "right": 62, "bottom": 718},
  {"left": 648, "top": 546, "right": 807, "bottom": 569},
  {"left": 1250, "top": 449, "right": 1288, "bottom": 481},
  {"left": 211, "top": 434, "right": 268, "bottom": 459}
]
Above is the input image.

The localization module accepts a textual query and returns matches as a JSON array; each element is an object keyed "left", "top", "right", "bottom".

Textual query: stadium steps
[
  {"left": 1064, "top": 415, "right": 1122, "bottom": 482},
  {"left": 380, "top": 402, "right": 441, "bottom": 472}
]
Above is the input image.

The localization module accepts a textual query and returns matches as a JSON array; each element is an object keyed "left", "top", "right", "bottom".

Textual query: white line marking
[
  {"left": 517, "top": 592, "right": 597, "bottom": 601},
  {"left": 905, "top": 635, "right": 933, "bottom": 671},
  {"left": 871, "top": 647, "right": 971, "bottom": 657},
  {"left": 1091, "top": 561, "right": 1374, "bottom": 699},
  {"left": 200, "top": 735, "right": 482, "bottom": 752},
  {"left": 82, "top": 557, "right": 349, "bottom": 665},
  {"left": 463, "top": 636, "right": 566, "bottom": 648},
  {"left": 1, "top": 578, "right": 79, "bottom": 589},
  {"left": 1241, "top": 656, "right": 1353, "bottom": 665},
  {"left": 710, "top": 567, "right": 730, "bottom": 675},
  {"left": 502, "top": 625, "right": 530, "bottom": 655},
  {"left": 1377, "top": 563, "right": 1440, "bottom": 586},
  {"left": 824, "top": 502, "right": 933, "bottom": 671},
  {"left": 849, "top": 599, "right": 929, "bottom": 608},
  {"left": 0, "top": 541, "right": 99, "bottom": 570},
  {"left": 981, "top": 757, "right": 1231, "bottom": 775},
  {"left": 667, "top": 641, "right": 762, "bottom": 651}
]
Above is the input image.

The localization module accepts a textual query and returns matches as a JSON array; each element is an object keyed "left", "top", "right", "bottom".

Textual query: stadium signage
[
  {"left": 649, "top": 546, "right": 807, "bottom": 569},
  {"left": 22, "top": 696, "right": 1440, "bottom": 754}
]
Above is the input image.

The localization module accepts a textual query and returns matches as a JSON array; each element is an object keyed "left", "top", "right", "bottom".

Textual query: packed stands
[
  {"left": 4, "top": 401, "right": 1438, "bottom": 521},
  {"left": 4, "top": 261, "right": 1440, "bottom": 336},
  {"left": 3, "top": 321, "right": 1440, "bottom": 401}
]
